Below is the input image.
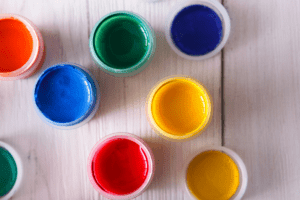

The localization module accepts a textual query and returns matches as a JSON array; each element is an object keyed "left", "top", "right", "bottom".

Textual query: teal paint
[{"left": 0, "top": 147, "right": 18, "bottom": 197}]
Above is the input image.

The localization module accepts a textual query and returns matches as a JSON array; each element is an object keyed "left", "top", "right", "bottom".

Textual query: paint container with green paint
[
  {"left": 89, "top": 11, "right": 156, "bottom": 77},
  {"left": 0, "top": 141, "right": 23, "bottom": 200}
]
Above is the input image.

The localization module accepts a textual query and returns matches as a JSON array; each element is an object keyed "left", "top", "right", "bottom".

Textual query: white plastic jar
[
  {"left": 87, "top": 133, "right": 155, "bottom": 199},
  {"left": 0, "top": 14, "right": 45, "bottom": 80},
  {"left": 33, "top": 63, "right": 100, "bottom": 129},
  {"left": 0, "top": 141, "right": 23, "bottom": 200},
  {"left": 184, "top": 146, "right": 248, "bottom": 200},
  {"left": 165, "top": 0, "right": 231, "bottom": 60}
]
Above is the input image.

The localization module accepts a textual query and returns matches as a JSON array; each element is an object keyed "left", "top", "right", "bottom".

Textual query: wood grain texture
[
  {"left": 223, "top": 0, "right": 300, "bottom": 199},
  {"left": 0, "top": 0, "right": 222, "bottom": 199}
]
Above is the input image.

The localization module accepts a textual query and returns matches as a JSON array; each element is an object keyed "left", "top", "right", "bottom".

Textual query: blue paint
[
  {"left": 171, "top": 5, "right": 223, "bottom": 56},
  {"left": 34, "top": 64, "right": 97, "bottom": 126}
]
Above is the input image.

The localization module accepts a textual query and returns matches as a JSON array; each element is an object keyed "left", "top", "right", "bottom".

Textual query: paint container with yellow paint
[
  {"left": 185, "top": 146, "right": 248, "bottom": 200},
  {"left": 146, "top": 76, "right": 212, "bottom": 141}
]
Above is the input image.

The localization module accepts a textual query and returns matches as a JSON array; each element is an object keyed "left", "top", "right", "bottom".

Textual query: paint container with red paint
[
  {"left": 0, "top": 14, "right": 45, "bottom": 81},
  {"left": 87, "top": 133, "right": 155, "bottom": 199}
]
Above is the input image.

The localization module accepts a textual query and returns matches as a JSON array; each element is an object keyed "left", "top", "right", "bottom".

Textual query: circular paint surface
[
  {"left": 151, "top": 78, "right": 210, "bottom": 136},
  {"left": 0, "top": 147, "right": 18, "bottom": 197},
  {"left": 92, "top": 138, "right": 148, "bottom": 195},
  {"left": 186, "top": 151, "right": 240, "bottom": 200},
  {"left": 34, "top": 65, "right": 95, "bottom": 124},
  {"left": 94, "top": 13, "right": 149, "bottom": 69},
  {"left": 171, "top": 5, "right": 223, "bottom": 56},
  {"left": 0, "top": 18, "right": 33, "bottom": 72}
]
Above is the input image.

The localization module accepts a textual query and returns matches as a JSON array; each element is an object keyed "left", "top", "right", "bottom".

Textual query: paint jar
[
  {"left": 89, "top": 11, "right": 156, "bottom": 77},
  {"left": 185, "top": 146, "right": 248, "bottom": 200},
  {"left": 87, "top": 133, "right": 155, "bottom": 200},
  {"left": 34, "top": 63, "right": 100, "bottom": 129},
  {"left": 0, "top": 141, "right": 23, "bottom": 200},
  {"left": 165, "top": 0, "right": 230, "bottom": 60},
  {"left": 0, "top": 14, "right": 45, "bottom": 81},
  {"left": 146, "top": 76, "right": 212, "bottom": 141}
]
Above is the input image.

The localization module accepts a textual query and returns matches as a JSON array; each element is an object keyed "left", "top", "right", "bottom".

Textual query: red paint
[{"left": 92, "top": 138, "right": 148, "bottom": 195}]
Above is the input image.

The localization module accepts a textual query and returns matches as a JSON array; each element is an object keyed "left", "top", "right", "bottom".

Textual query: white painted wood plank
[
  {"left": 224, "top": 1, "right": 300, "bottom": 199},
  {"left": 0, "top": 0, "right": 222, "bottom": 199}
]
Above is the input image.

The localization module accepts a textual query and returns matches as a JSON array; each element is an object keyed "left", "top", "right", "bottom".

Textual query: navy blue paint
[
  {"left": 34, "top": 64, "right": 97, "bottom": 125},
  {"left": 171, "top": 5, "right": 223, "bottom": 56}
]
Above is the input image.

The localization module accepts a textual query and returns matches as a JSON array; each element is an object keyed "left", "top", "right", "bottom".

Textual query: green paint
[
  {"left": 0, "top": 147, "right": 18, "bottom": 197},
  {"left": 94, "top": 13, "right": 149, "bottom": 69}
]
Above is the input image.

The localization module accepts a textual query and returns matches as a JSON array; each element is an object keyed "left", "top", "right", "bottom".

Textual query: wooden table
[{"left": 1, "top": 0, "right": 299, "bottom": 199}]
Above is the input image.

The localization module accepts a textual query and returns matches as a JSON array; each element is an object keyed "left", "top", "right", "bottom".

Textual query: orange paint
[{"left": 0, "top": 18, "right": 33, "bottom": 73}]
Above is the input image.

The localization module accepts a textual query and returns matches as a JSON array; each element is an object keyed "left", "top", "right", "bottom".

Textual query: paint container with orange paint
[{"left": 0, "top": 14, "right": 45, "bottom": 81}]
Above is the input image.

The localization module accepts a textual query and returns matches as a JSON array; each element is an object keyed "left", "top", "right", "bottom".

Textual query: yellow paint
[
  {"left": 148, "top": 77, "right": 211, "bottom": 140},
  {"left": 186, "top": 151, "right": 240, "bottom": 200}
]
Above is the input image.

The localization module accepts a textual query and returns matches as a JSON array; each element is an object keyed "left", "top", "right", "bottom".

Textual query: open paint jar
[
  {"left": 185, "top": 146, "right": 248, "bottom": 200},
  {"left": 0, "top": 14, "right": 45, "bottom": 80},
  {"left": 87, "top": 133, "right": 155, "bottom": 199},
  {"left": 165, "top": 0, "right": 230, "bottom": 60},
  {"left": 146, "top": 76, "right": 212, "bottom": 141},
  {"left": 34, "top": 63, "right": 100, "bottom": 129},
  {"left": 89, "top": 11, "right": 156, "bottom": 77},
  {"left": 0, "top": 141, "right": 23, "bottom": 200}
]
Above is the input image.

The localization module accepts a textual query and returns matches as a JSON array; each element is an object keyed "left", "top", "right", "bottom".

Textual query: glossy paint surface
[
  {"left": 171, "top": 5, "right": 223, "bottom": 56},
  {"left": 92, "top": 138, "right": 148, "bottom": 195}
]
